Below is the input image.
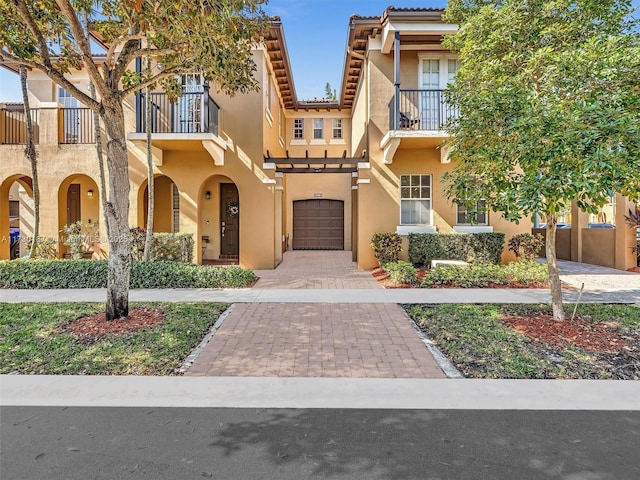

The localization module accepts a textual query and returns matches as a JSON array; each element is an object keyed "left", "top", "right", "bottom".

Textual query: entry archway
[
  {"left": 137, "top": 175, "right": 180, "bottom": 233},
  {"left": 0, "top": 174, "right": 33, "bottom": 259}
]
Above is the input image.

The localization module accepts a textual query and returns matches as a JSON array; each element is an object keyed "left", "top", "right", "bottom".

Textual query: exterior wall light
[
  {"left": 87, "top": 189, "right": 94, "bottom": 198},
  {"left": 205, "top": 191, "right": 211, "bottom": 200}
]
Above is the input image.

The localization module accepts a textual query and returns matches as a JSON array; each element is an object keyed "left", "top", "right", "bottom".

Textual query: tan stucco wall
[{"left": 284, "top": 173, "right": 353, "bottom": 251}]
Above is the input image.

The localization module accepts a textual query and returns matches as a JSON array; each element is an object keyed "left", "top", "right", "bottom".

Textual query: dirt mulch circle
[
  {"left": 63, "top": 307, "right": 165, "bottom": 343},
  {"left": 502, "top": 314, "right": 634, "bottom": 353}
]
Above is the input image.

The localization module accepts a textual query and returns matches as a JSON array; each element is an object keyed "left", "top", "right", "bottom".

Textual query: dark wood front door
[
  {"left": 293, "top": 199, "right": 344, "bottom": 250},
  {"left": 67, "top": 184, "right": 81, "bottom": 224},
  {"left": 220, "top": 183, "right": 239, "bottom": 256}
]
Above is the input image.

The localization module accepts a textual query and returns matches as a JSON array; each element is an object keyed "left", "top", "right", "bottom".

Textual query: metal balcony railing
[
  {"left": 60, "top": 108, "right": 95, "bottom": 144},
  {"left": 1, "top": 107, "right": 39, "bottom": 144},
  {"left": 136, "top": 87, "right": 220, "bottom": 136},
  {"left": 391, "top": 89, "right": 457, "bottom": 131}
]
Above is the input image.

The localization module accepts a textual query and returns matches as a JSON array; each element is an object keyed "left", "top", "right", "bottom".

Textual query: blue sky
[{"left": 0, "top": 0, "right": 637, "bottom": 102}]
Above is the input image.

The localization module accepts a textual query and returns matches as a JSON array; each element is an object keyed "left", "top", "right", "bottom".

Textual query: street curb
[
  {"left": 400, "top": 307, "right": 465, "bottom": 379},
  {"left": 176, "top": 304, "right": 236, "bottom": 374}
]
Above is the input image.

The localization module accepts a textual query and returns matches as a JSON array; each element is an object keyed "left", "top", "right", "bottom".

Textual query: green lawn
[
  {"left": 0, "top": 302, "right": 228, "bottom": 375},
  {"left": 406, "top": 304, "right": 640, "bottom": 379}
]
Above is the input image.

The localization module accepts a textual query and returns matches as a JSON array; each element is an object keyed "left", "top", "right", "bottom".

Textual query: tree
[
  {"left": 142, "top": 49, "right": 154, "bottom": 262},
  {"left": 19, "top": 65, "right": 40, "bottom": 258},
  {"left": 324, "top": 81, "right": 337, "bottom": 100},
  {"left": 0, "top": 0, "right": 268, "bottom": 319},
  {"left": 442, "top": 0, "right": 640, "bottom": 321}
]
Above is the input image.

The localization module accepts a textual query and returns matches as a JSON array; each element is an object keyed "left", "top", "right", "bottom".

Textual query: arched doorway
[
  {"left": 199, "top": 175, "right": 239, "bottom": 263},
  {"left": 0, "top": 175, "right": 33, "bottom": 259},
  {"left": 138, "top": 175, "right": 180, "bottom": 233},
  {"left": 58, "top": 174, "right": 101, "bottom": 257}
]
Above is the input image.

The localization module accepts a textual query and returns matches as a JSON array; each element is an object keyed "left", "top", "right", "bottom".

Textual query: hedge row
[
  {"left": 0, "top": 260, "right": 257, "bottom": 289},
  {"left": 421, "top": 261, "right": 548, "bottom": 288},
  {"left": 408, "top": 232, "right": 506, "bottom": 266}
]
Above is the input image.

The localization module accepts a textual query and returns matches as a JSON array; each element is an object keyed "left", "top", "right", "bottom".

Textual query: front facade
[{"left": 1, "top": 8, "right": 637, "bottom": 271}]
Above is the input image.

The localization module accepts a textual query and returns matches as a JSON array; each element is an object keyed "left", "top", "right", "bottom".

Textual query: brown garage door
[{"left": 293, "top": 199, "right": 344, "bottom": 250}]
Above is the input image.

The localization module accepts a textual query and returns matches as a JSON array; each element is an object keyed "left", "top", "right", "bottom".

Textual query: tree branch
[
  {"left": 0, "top": 49, "right": 100, "bottom": 112},
  {"left": 111, "top": 37, "right": 143, "bottom": 85},
  {"left": 14, "top": 0, "right": 53, "bottom": 66},
  {"left": 105, "top": 33, "right": 145, "bottom": 68},
  {"left": 54, "top": 0, "right": 108, "bottom": 99}
]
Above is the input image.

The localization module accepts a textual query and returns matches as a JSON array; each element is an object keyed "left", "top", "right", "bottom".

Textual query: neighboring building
[{"left": 1, "top": 7, "right": 636, "bottom": 270}]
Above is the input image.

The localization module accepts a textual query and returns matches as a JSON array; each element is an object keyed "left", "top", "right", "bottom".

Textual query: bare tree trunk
[
  {"left": 102, "top": 98, "right": 130, "bottom": 320},
  {"left": 143, "top": 53, "right": 154, "bottom": 261},
  {"left": 88, "top": 82, "right": 111, "bottom": 239},
  {"left": 19, "top": 65, "right": 40, "bottom": 258},
  {"left": 545, "top": 213, "right": 565, "bottom": 321}
]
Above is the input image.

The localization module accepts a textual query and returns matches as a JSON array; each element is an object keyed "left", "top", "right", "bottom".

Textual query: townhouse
[{"left": 1, "top": 7, "right": 636, "bottom": 271}]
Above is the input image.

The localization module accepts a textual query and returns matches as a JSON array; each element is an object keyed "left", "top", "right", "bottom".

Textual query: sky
[{"left": 0, "top": 0, "right": 638, "bottom": 102}]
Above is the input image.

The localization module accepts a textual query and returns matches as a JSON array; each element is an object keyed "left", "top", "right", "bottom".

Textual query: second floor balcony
[
  {"left": 135, "top": 89, "right": 220, "bottom": 136},
  {"left": 390, "top": 89, "right": 457, "bottom": 133},
  {"left": 130, "top": 87, "right": 226, "bottom": 166}
]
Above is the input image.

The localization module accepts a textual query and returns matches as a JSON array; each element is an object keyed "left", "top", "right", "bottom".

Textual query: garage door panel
[{"left": 293, "top": 199, "right": 344, "bottom": 250}]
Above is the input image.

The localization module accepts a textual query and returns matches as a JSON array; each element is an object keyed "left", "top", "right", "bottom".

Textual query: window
[
  {"left": 313, "top": 119, "right": 323, "bottom": 139},
  {"left": 457, "top": 200, "right": 488, "bottom": 225},
  {"left": 177, "top": 74, "right": 204, "bottom": 133},
  {"left": 294, "top": 119, "right": 304, "bottom": 139},
  {"left": 332, "top": 119, "right": 343, "bottom": 139},
  {"left": 278, "top": 108, "right": 283, "bottom": 142},
  {"left": 447, "top": 59, "right": 461, "bottom": 83},
  {"left": 400, "top": 175, "right": 432, "bottom": 225}
]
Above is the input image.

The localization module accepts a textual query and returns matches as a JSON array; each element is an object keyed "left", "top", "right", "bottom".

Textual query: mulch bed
[
  {"left": 502, "top": 314, "right": 633, "bottom": 353},
  {"left": 63, "top": 308, "right": 165, "bottom": 343}
]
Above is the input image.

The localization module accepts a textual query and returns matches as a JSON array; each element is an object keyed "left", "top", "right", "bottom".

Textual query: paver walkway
[
  {"left": 187, "top": 251, "right": 446, "bottom": 378},
  {"left": 253, "top": 251, "right": 381, "bottom": 289}
]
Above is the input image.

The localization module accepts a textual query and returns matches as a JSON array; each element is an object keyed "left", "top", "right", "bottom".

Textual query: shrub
[
  {"left": 25, "top": 237, "right": 58, "bottom": 259},
  {"left": 371, "top": 232, "right": 403, "bottom": 264},
  {"left": 61, "top": 221, "right": 99, "bottom": 259},
  {"left": 0, "top": 260, "right": 256, "bottom": 289},
  {"left": 408, "top": 232, "right": 505, "bottom": 266},
  {"left": 130, "top": 229, "right": 194, "bottom": 263},
  {"left": 382, "top": 261, "right": 418, "bottom": 285},
  {"left": 508, "top": 233, "right": 544, "bottom": 261},
  {"left": 421, "top": 261, "right": 547, "bottom": 288}
]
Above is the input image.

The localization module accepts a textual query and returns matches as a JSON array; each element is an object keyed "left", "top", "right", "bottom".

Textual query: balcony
[
  {"left": 390, "top": 89, "right": 456, "bottom": 132},
  {"left": 135, "top": 90, "right": 219, "bottom": 136},
  {"left": 59, "top": 108, "right": 95, "bottom": 144},
  {"left": 381, "top": 89, "right": 457, "bottom": 164},
  {"left": 1, "top": 107, "right": 39, "bottom": 145},
  {"left": 130, "top": 87, "right": 225, "bottom": 165}
]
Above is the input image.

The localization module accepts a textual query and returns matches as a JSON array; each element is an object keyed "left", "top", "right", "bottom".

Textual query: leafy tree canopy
[
  {"left": 0, "top": 0, "right": 269, "bottom": 110},
  {"left": 442, "top": 0, "right": 640, "bottom": 220}
]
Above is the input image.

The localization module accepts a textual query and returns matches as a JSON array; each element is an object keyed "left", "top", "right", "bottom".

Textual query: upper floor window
[
  {"left": 332, "top": 119, "right": 343, "bottom": 139},
  {"left": 278, "top": 108, "right": 283, "bottom": 141},
  {"left": 294, "top": 119, "right": 304, "bottom": 139},
  {"left": 313, "top": 119, "right": 323, "bottom": 139},
  {"left": 400, "top": 175, "right": 432, "bottom": 225},
  {"left": 419, "top": 56, "right": 460, "bottom": 89},
  {"left": 457, "top": 200, "right": 488, "bottom": 225}
]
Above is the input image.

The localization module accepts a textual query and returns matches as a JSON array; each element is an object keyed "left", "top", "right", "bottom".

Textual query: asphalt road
[{"left": 2, "top": 407, "right": 639, "bottom": 480}]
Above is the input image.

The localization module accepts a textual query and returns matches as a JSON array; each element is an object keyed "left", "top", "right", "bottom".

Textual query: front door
[
  {"left": 220, "top": 183, "right": 239, "bottom": 256},
  {"left": 67, "top": 184, "right": 81, "bottom": 225}
]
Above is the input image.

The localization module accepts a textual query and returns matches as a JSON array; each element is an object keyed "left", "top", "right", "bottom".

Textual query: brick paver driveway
[{"left": 187, "top": 251, "right": 446, "bottom": 378}]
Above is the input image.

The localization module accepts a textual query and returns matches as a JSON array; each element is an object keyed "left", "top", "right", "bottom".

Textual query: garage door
[{"left": 293, "top": 199, "right": 344, "bottom": 250}]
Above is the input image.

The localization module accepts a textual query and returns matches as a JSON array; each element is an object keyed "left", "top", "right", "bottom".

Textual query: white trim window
[
  {"left": 294, "top": 119, "right": 304, "bottom": 139},
  {"left": 457, "top": 200, "right": 488, "bottom": 225},
  {"left": 313, "top": 119, "right": 323, "bottom": 139},
  {"left": 400, "top": 174, "right": 432, "bottom": 225},
  {"left": 332, "top": 119, "right": 343, "bottom": 139}
]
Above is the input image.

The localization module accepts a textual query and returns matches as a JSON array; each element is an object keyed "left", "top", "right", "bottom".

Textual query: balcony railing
[
  {"left": 1, "top": 107, "right": 39, "bottom": 145},
  {"left": 60, "top": 108, "right": 95, "bottom": 144},
  {"left": 391, "top": 89, "right": 457, "bottom": 131},
  {"left": 136, "top": 88, "right": 220, "bottom": 136}
]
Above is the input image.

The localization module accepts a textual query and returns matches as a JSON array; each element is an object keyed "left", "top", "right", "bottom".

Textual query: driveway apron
[{"left": 186, "top": 251, "right": 446, "bottom": 378}]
